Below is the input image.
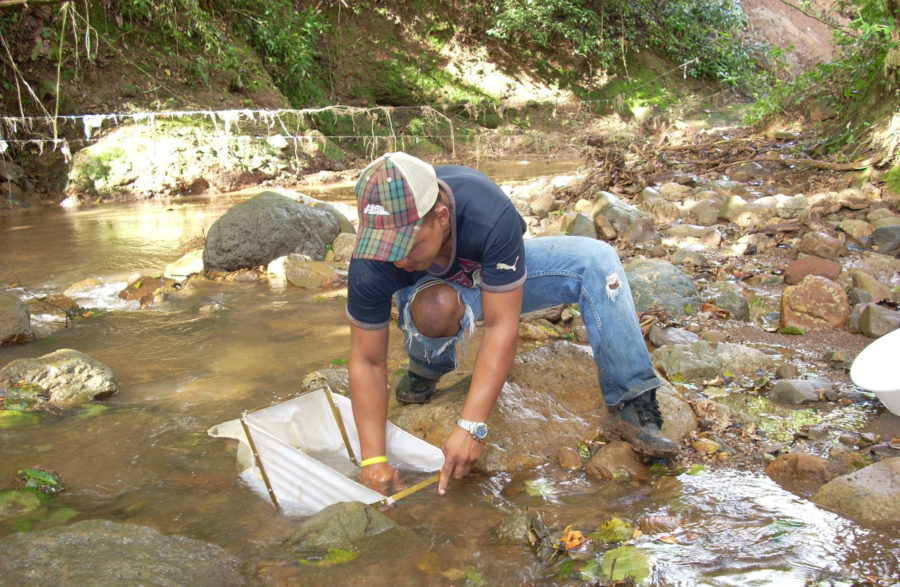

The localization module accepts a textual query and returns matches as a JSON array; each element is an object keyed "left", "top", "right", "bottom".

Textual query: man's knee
[{"left": 409, "top": 283, "right": 465, "bottom": 337}]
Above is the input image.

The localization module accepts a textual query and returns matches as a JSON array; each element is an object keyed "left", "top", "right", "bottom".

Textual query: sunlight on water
[{"left": 642, "top": 469, "right": 892, "bottom": 585}]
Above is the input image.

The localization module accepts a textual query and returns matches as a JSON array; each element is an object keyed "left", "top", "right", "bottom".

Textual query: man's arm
[
  {"left": 438, "top": 284, "right": 523, "bottom": 494},
  {"left": 348, "top": 323, "right": 403, "bottom": 493}
]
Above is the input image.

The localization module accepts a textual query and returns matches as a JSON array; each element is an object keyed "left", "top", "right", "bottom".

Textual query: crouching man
[{"left": 346, "top": 152, "right": 677, "bottom": 495}]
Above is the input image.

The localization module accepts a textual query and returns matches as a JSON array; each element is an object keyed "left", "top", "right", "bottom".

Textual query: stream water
[{"left": 1, "top": 160, "right": 898, "bottom": 585}]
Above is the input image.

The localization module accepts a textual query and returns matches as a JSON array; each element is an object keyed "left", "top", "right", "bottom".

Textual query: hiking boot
[
  {"left": 395, "top": 371, "right": 439, "bottom": 404},
  {"left": 606, "top": 389, "right": 679, "bottom": 458}
]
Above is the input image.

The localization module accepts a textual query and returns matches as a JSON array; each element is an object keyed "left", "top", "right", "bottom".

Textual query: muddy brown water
[{"left": 1, "top": 160, "right": 898, "bottom": 585}]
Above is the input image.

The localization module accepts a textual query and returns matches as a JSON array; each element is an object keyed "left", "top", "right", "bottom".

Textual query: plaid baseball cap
[{"left": 352, "top": 152, "right": 439, "bottom": 262}]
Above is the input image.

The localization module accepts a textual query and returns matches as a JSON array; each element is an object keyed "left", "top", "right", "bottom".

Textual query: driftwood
[{"left": 706, "top": 153, "right": 877, "bottom": 174}]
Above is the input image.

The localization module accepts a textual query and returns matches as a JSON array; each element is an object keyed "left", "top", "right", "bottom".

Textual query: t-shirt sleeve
[
  {"left": 346, "top": 260, "right": 412, "bottom": 329},
  {"left": 478, "top": 206, "right": 527, "bottom": 292}
]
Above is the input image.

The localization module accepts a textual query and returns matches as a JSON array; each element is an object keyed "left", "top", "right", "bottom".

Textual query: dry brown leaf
[{"left": 638, "top": 515, "right": 682, "bottom": 534}]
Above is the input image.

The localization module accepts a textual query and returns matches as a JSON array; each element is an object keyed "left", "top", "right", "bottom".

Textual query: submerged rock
[
  {"left": 289, "top": 501, "right": 401, "bottom": 550},
  {"left": 0, "top": 348, "right": 117, "bottom": 410},
  {"left": 766, "top": 452, "right": 849, "bottom": 498},
  {"left": 0, "top": 519, "right": 244, "bottom": 586}
]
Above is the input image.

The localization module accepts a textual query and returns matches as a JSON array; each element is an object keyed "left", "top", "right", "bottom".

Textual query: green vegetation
[
  {"left": 473, "top": 0, "right": 766, "bottom": 92},
  {"left": 230, "top": 1, "right": 329, "bottom": 104},
  {"left": 2, "top": 0, "right": 899, "bottom": 169},
  {"left": 1, "top": 0, "right": 772, "bottom": 114},
  {"left": 745, "top": 0, "right": 900, "bottom": 163}
]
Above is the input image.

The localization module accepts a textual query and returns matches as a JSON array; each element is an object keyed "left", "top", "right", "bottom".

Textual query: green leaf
[
  {"left": 601, "top": 545, "right": 651, "bottom": 583},
  {"left": 524, "top": 479, "right": 558, "bottom": 500},
  {"left": 465, "top": 566, "right": 486, "bottom": 586},
  {"left": 577, "top": 441, "right": 591, "bottom": 460},
  {"left": 590, "top": 517, "right": 633, "bottom": 543},
  {"left": 703, "top": 385, "right": 729, "bottom": 398},
  {"left": 681, "top": 463, "right": 706, "bottom": 476},
  {"left": 648, "top": 462, "right": 668, "bottom": 476},
  {"left": 579, "top": 558, "right": 604, "bottom": 582},
  {"left": 330, "top": 358, "right": 348, "bottom": 365},
  {"left": 297, "top": 547, "right": 359, "bottom": 566},
  {"left": 767, "top": 518, "right": 804, "bottom": 540},
  {"left": 17, "top": 469, "right": 63, "bottom": 494}
]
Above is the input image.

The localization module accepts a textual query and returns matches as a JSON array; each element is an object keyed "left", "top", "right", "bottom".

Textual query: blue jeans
[{"left": 394, "top": 236, "right": 660, "bottom": 407}]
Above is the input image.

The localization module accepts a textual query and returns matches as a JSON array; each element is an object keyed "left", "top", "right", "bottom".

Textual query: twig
[{"left": 11, "top": 273, "right": 74, "bottom": 327}]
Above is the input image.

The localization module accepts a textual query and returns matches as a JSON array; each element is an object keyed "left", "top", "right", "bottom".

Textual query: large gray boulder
[
  {"left": 651, "top": 341, "right": 775, "bottom": 383},
  {"left": 0, "top": 348, "right": 117, "bottom": 410},
  {"left": 625, "top": 258, "right": 702, "bottom": 318},
  {"left": 0, "top": 290, "right": 33, "bottom": 346},
  {"left": 0, "top": 519, "right": 244, "bottom": 586},
  {"left": 204, "top": 191, "right": 340, "bottom": 271}
]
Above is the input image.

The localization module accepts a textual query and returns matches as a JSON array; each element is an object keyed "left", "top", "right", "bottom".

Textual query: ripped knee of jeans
[
  {"left": 399, "top": 284, "right": 476, "bottom": 364},
  {"left": 605, "top": 271, "right": 622, "bottom": 302}
]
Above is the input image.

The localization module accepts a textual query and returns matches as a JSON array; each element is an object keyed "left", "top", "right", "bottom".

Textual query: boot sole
[
  {"left": 395, "top": 390, "right": 437, "bottom": 404},
  {"left": 606, "top": 421, "right": 679, "bottom": 459}
]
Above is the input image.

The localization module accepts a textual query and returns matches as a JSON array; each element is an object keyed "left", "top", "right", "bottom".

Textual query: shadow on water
[{"left": 1, "top": 160, "right": 898, "bottom": 584}]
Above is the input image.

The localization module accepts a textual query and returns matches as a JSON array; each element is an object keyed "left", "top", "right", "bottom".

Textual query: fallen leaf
[
  {"left": 559, "top": 524, "right": 587, "bottom": 551},
  {"left": 638, "top": 515, "right": 682, "bottom": 534},
  {"left": 659, "top": 535, "right": 679, "bottom": 544}
]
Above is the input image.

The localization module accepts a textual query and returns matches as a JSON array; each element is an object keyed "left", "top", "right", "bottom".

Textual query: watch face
[{"left": 472, "top": 423, "right": 488, "bottom": 440}]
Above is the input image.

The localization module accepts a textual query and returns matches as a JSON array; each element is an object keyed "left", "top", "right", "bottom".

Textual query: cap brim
[{"left": 352, "top": 221, "right": 421, "bottom": 262}]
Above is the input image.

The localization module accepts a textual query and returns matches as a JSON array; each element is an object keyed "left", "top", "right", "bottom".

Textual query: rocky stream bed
[{"left": 1, "top": 119, "right": 899, "bottom": 583}]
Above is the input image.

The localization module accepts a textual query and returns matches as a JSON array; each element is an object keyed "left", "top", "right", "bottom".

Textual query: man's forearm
[
  {"left": 460, "top": 321, "right": 519, "bottom": 422},
  {"left": 349, "top": 360, "right": 389, "bottom": 459}
]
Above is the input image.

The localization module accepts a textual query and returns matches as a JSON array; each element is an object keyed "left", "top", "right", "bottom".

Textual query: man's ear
[{"left": 435, "top": 192, "right": 451, "bottom": 224}]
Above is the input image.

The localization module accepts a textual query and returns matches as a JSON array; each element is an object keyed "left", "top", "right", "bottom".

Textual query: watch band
[{"left": 457, "top": 418, "right": 489, "bottom": 441}]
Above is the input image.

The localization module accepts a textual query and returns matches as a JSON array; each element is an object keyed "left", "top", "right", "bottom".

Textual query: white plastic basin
[{"left": 850, "top": 328, "right": 900, "bottom": 416}]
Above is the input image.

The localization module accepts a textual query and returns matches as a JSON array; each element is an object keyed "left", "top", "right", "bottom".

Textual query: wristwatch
[{"left": 457, "top": 418, "right": 489, "bottom": 441}]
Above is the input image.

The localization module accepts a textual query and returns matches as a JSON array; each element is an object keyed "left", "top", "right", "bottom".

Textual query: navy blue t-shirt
[{"left": 347, "top": 165, "right": 527, "bottom": 329}]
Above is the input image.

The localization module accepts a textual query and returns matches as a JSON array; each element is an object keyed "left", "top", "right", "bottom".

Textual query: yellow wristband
[{"left": 360, "top": 455, "right": 388, "bottom": 467}]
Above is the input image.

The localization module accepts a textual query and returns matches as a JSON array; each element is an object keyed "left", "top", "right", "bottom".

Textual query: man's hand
[
  {"left": 438, "top": 426, "right": 484, "bottom": 495},
  {"left": 360, "top": 462, "right": 405, "bottom": 495}
]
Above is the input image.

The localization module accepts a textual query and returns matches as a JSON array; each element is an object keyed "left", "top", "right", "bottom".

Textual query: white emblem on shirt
[
  {"left": 364, "top": 204, "right": 390, "bottom": 216},
  {"left": 496, "top": 256, "right": 519, "bottom": 271}
]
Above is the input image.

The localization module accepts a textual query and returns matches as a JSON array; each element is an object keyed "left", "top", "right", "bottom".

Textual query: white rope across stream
[{"left": 0, "top": 105, "right": 463, "bottom": 158}]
